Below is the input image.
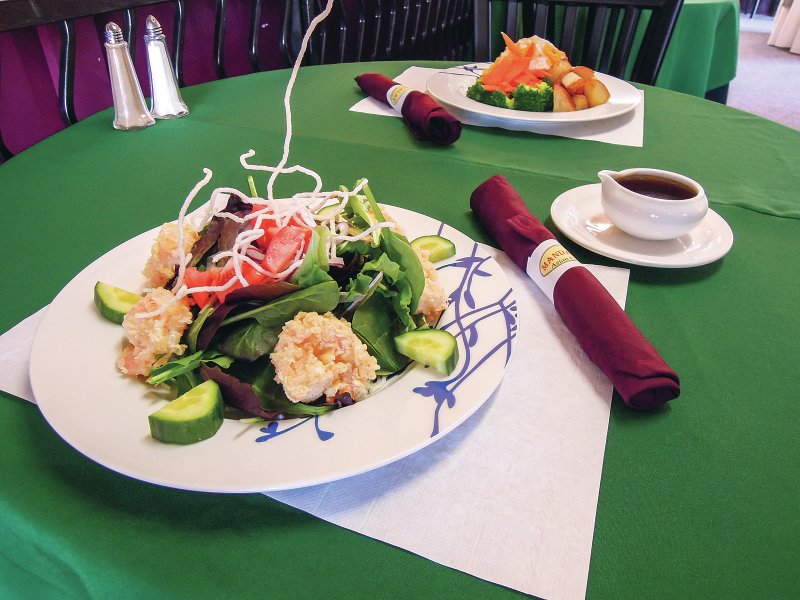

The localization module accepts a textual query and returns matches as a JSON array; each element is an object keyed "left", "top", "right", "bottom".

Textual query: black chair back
[
  {"left": 473, "top": 0, "right": 684, "bottom": 86},
  {"left": 0, "top": 0, "right": 281, "bottom": 161},
  {"left": 281, "top": 0, "right": 474, "bottom": 65}
]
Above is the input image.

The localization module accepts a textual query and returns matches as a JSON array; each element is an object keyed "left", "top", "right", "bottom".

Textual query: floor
[{"left": 726, "top": 15, "right": 800, "bottom": 130}]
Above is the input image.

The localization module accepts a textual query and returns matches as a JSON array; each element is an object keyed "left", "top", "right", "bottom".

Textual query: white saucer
[{"left": 550, "top": 184, "right": 734, "bottom": 268}]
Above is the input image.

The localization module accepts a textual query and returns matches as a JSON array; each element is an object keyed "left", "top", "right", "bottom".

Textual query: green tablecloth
[
  {"left": 1, "top": 62, "right": 798, "bottom": 599},
  {"left": 657, "top": 0, "right": 740, "bottom": 96}
]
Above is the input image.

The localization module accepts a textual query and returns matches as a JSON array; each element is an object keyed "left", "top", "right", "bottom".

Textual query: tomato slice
[
  {"left": 249, "top": 208, "right": 280, "bottom": 251},
  {"left": 262, "top": 225, "right": 312, "bottom": 274},
  {"left": 183, "top": 266, "right": 221, "bottom": 309},
  {"left": 214, "top": 260, "right": 269, "bottom": 304},
  {"left": 250, "top": 207, "right": 310, "bottom": 251}
]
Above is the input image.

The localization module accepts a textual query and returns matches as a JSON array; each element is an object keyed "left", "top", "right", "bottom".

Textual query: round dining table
[{"left": 0, "top": 61, "right": 798, "bottom": 599}]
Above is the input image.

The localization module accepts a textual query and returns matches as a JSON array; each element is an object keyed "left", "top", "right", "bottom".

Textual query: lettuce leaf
[{"left": 292, "top": 226, "right": 333, "bottom": 288}]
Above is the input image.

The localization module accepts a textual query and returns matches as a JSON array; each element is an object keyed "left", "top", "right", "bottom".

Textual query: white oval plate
[
  {"left": 426, "top": 63, "right": 642, "bottom": 126},
  {"left": 550, "top": 184, "right": 734, "bottom": 268},
  {"left": 30, "top": 206, "right": 518, "bottom": 493}
]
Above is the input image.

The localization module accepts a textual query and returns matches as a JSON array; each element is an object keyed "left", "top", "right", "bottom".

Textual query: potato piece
[
  {"left": 571, "top": 66, "right": 595, "bottom": 80},
  {"left": 583, "top": 78, "right": 611, "bottom": 107},
  {"left": 572, "top": 94, "right": 589, "bottom": 111},
  {"left": 561, "top": 71, "right": 585, "bottom": 95},
  {"left": 552, "top": 84, "right": 576, "bottom": 112},
  {"left": 548, "top": 59, "right": 573, "bottom": 84}
]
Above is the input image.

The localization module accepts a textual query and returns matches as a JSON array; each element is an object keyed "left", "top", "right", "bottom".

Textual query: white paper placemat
[
  {"left": 351, "top": 66, "right": 645, "bottom": 147},
  {"left": 0, "top": 249, "right": 628, "bottom": 599}
]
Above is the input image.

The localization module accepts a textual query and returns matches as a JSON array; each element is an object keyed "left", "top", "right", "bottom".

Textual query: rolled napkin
[
  {"left": 355, "top": 73, "right": 461, "bottom": 145},
  {"left": 470, "top": 175, "right": 680, "bottom": 410}
]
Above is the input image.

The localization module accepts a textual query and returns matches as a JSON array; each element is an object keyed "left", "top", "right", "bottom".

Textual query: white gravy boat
[{"left": 598, "top": 168, "right": 709, "bottom": 241}]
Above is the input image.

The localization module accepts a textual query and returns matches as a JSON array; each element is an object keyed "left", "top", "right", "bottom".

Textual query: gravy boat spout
[
  {"left": 597, "top": 170, "right": 620, "bottom": 198},
  {"left": 597, "top": 170, "right": 619, "bottom": 185}
]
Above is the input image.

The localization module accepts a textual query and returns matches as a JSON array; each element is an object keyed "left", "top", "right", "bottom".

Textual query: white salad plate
[
  {"left": 30, "top": 206, "right": 518, "bottom": 493},
  {"left": 550, "top": 184, "right": 734, "bottom": 268},
  {"left": 425, "top": 63, "right": 642, "bottom": 127}
]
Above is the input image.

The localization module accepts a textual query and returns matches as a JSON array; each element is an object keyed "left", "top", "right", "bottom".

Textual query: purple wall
[{"left": 0, "top": 0, "right": 288, "bottom": 156}]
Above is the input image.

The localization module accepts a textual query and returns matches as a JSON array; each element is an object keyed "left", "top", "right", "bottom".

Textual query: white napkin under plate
[
  {"left": 0, "top": 249, "right": 629, "bottom": 600},
  {"left": 351, "top": 66, "right": 645, "bottom": 147},
  {"left": 0, "top": 307, "right": 44, "bottom": 402}
]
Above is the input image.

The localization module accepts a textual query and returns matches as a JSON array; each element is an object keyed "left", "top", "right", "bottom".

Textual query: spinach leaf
[
  {"left": 340, "top": 272, "right": 383, "bottom": 320},
  {"left": 388, "top": 277, "right": 416, "bottom": 331},
  {"left": 361, "top": 253, "right": 402, "bottom": 283},
  {"left": 379, "top": 228, "right": 425, "bottom": 314},
  {"left": 351, "top": 292, "right": 410, "bottom": 375},
  {"left": 221, "top": 280, "right": 340, "bottom": 327},
  {"left": 345, "top": 251, "right": 415, "bottom": 331},
  {"left": 219, "top": 321, "right": 280, "bottom": 362},
  {"left": 344, "top": 253, "right": 399, "bottom": 302}
]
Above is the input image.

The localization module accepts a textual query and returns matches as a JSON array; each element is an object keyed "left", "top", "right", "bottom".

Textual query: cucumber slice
[
  {"left": 394, "top": 329, "right": 459, "bottom": 375},
  {"left": 411, "top": 235, "right": 456, "bottom": 262},
  {"left": 94, "top": 281, "right": 141, "bottom": 324},
  {"left": 148, "top": 380, "right": 224, "bottom": 444},
  {"left": 316, "top": 203, "right": 341, "bottom": 219}
]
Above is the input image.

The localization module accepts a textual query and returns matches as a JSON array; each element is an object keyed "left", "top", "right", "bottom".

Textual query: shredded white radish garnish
[{"left": 139, "top": 0, "right": 394, "bottom": 319}]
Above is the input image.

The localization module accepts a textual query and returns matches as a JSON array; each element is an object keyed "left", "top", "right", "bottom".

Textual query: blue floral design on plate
[{"left": 414, "top": 242, "right": 516, "bottom": 437}]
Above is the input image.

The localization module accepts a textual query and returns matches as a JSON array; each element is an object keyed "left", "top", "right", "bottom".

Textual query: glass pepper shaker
[{"left": 144, "top": 15, "right": 189, "bottom": 119}]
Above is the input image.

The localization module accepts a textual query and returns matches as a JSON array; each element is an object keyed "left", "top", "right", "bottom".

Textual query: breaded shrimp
[
  {"left": 271, "top": 311, "right": 379, "bottom": 403},
  {"left": 143, "top": 223, "right": 200, "bottom": 287},
  {"left": 117, "top": 288, "right": 193, "bottom": 377}
]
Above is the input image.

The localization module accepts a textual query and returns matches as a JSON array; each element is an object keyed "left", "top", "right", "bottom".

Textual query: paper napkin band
[
  {"left": 354, "top": 73, "right": 462, "bottom": 145},
  {"left": 470, "top": 175, "right": 680, "bottom": 410}
]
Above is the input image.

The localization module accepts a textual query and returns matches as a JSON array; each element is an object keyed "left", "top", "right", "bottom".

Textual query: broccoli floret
[
  {"left": 511, "top": 81, "right": 554, "bottom": 112},
  {"left": 466, "top": 80, "right": 515, "bottom": 109}
]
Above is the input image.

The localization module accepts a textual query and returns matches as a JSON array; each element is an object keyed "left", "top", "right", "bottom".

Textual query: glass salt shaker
[{"left": 104, "top": 22, "right": 155, "bottom": 130}]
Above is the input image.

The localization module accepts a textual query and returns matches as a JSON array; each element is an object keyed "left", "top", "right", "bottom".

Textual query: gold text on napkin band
[
  {"left": 540, "top": 245, "right": 576, "bottom": 276},
  {"left": 386, "top": 85, "right": 411, "bottom": 112},
  {"left": 525, "top": 240, "right": 580, "bottom": 303}
]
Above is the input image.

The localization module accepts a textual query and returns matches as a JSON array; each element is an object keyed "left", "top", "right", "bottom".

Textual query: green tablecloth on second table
[
  {"left": 657, "top": 0, "right": 741, "bottom": 96},
  {"left": 0, "top": 61, "right": 798, "bottom": 599}
]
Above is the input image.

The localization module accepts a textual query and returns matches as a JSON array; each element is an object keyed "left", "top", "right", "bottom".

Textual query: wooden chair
[
  {"left": 473, "top": 0, "right": 684, "bottom": 86},
  {"left": 0, "top": 0, "right": 284, "bottom": 161}
]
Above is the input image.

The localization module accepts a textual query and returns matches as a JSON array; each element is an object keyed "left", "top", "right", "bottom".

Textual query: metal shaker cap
[
  {"left": 144, "top": 15, "right": 163, "bottom": 39},
  {"left": 105, "top": 22, "right": 124, "bottom": 44}
]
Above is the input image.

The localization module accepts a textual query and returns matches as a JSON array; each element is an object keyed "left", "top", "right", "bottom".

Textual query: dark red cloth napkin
[
  {"left": 355, "top": 73, "right": 461, "bottom": 145},
  {"left": 470, "top": 175, "right": 680, "bottom": 410}
]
